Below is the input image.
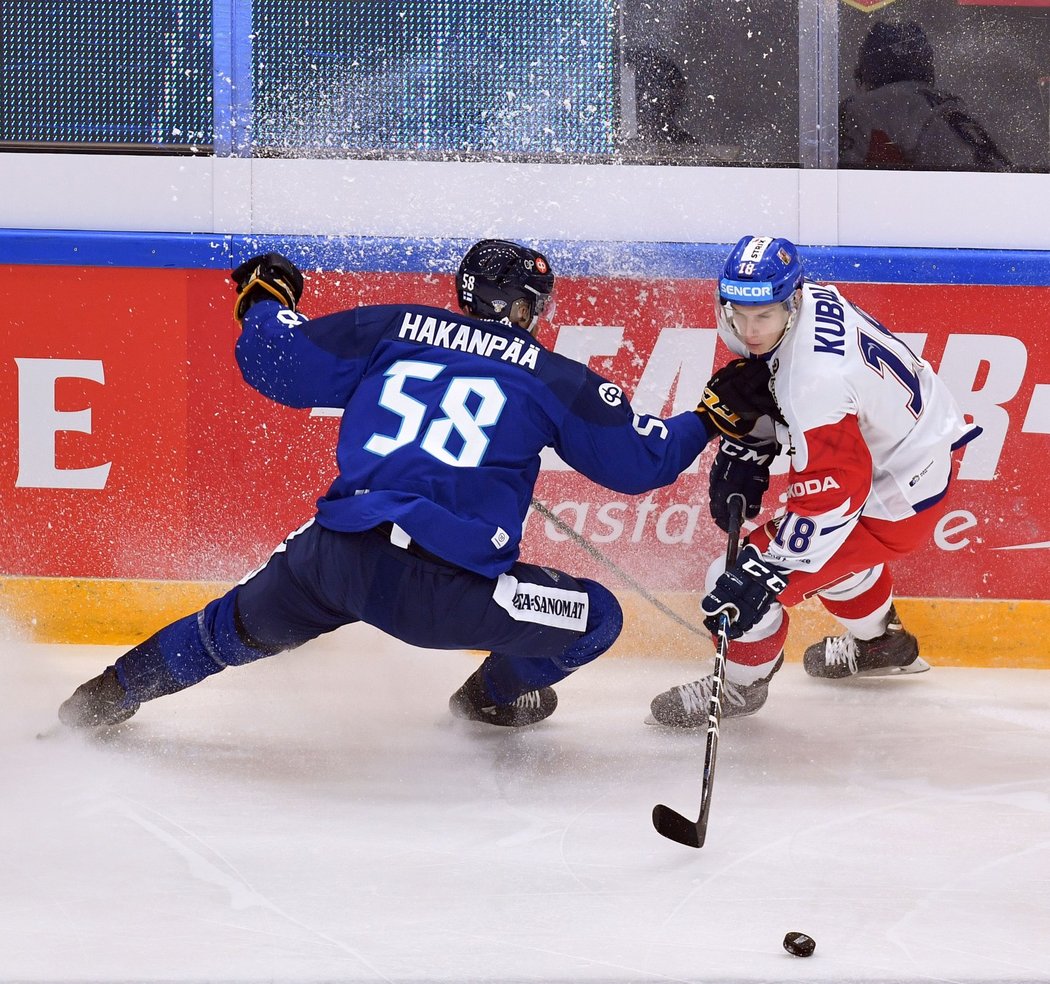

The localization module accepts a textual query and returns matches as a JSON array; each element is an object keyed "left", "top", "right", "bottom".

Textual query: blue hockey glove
[
  {"left": 709, "top": 436, "right": 779, "bottom": 532},
  {"left": 701, "top": 544, "right": 789, "bottom": 639},
  {"left": 695, "top": 358, "right": 783, "bottom": 440},
  {"left": 231, "top": 252, "right": 305, "bottom": 322}
]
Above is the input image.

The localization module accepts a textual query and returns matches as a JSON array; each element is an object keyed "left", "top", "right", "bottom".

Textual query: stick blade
[{"left": 652, "top": 803, "right": 705, "bottom": 848}]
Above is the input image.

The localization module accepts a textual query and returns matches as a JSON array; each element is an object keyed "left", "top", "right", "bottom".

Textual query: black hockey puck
[{"left": 783, "top": 932, "right": 816, "bottom": 957}]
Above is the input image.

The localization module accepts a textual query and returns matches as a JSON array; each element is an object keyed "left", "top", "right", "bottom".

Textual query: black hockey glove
[
  {"left": 231, "top": 252, "right": 305, "bottom": 322},
  {"left": 695, "top": 358, "right": 782, "bottom": 440},
  {"left": 701, "top": 544, "right": 788, "bottom": 639},
  {"left": 709, "top": 435, "right": 779, "bottom": 532}
]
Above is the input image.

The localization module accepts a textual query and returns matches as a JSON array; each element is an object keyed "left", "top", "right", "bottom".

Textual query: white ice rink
[{"left": 3, "top": 627, "right": 1049, "bottom": 984}]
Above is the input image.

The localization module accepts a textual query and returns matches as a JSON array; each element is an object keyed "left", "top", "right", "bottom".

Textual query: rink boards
[{"left": 1, "top": 232, "right": 1047, "bottom": 666}]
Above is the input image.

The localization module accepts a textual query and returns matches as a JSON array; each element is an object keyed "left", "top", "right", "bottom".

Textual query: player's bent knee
[{"left": 556, "top": 579, "right": 623, "bottom": 670}]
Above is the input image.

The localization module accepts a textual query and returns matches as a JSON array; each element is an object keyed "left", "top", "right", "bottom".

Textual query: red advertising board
[{"left": 2, "top": 265, "right": 1047, "bottom": 603}]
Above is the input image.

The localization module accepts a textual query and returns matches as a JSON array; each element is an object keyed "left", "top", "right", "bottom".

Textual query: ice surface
[{"left": 3, "top": 627, "right": 1049, "bottom": 984}]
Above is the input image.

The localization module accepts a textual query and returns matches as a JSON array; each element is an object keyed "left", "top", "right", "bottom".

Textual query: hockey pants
[
  {"left": 707, "top": 498, "right": 949, "bottom": 683},
  {"left": 113, "top": 521, "right": 623, "bottom": 708}
]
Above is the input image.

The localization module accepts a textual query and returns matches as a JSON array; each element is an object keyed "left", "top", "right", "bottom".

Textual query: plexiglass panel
[
  {"left": 0, "top": 0, "right": 1045, "bottom": 172},
  {"left": 838, "top": 0, "right": 1049, "bottom": 173},
  {"left": 250, "top": 0, "right": 617, "bottom": 158},
  {"left": 619, "top": 0, "right": 800, "bottom": 166}
]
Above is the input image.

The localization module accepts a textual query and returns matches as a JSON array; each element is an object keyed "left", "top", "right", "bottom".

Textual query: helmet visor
[
  {"left": 714, "top": 286, "right": 739, "bottom": 340},
  {"left": 714, "top": 284, "right": 798, "bottom": 355}
]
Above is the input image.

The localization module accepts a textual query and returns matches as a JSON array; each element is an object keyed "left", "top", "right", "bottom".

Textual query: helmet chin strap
[
  {"left": 498, "top": 314, "right": 537, "bottom": 335},
  {"left": 506, "top": 297, "right": 539, "bottom": 334},
  {"left": 783, "top": 289, "right": 803, "bottom": 335}
]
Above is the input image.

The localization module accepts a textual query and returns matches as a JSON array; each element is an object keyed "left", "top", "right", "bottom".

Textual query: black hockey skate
[
  {"left": 648, "top": 655, "right": 783, "bottom": 728},
  {"left": 803, "top": 605, "right": 929, "bottom": 679},
  {"left": 58, "top": 666, "right": 140, "bottom": 728},
  {"left": 449, "top": 666, "right": 557, "bottom": 727}
]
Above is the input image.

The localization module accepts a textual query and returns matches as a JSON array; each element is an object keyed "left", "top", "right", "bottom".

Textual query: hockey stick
[
  {"left": 651, "top": 492, "right": 746, "bottom": 849},
  {"left": 529, "top": 498, "right": 707, "bottom": 639}
]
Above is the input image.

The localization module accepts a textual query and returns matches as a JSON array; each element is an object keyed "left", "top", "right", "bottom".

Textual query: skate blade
[
  {"left": 856, "top": 656, "right": 931, "bottom": 677},
  {"left": 644, "top": 713, "right": 713, "bottom": 729}
]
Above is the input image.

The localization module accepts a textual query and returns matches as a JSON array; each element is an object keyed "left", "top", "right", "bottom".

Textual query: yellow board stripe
[
  {"left": 1, "top": 576, "right": 1046, "bottom": 669},
  {"left": 0, "top": 577, "right": 229, "bottom": 646},
  {"left": 605, "top": 593, "right": 1049, "bottom": 669}
]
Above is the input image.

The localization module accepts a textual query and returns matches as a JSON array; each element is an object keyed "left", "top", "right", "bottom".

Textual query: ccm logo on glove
[
  {"left": 701, "top": 544, "right": 789, "bottom": 639},
  {"left": 708, "top": 436, "right": 780, "bottom": 532},
  {"left": 740, "top": 554, "right": 788, "bottom": 592}
]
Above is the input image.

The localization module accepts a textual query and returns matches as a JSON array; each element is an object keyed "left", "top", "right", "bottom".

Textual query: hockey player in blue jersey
[{"left": 59, "top": 240, "right": 767, "bottom": 731}]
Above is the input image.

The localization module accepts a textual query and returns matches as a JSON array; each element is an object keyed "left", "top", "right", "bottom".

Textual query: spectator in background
[
  {"left": 623, "top": 48, "right": 697, "bottom": 147},
  {"left": 839, "top": 20, "right": 1013, "bottom": 172}
]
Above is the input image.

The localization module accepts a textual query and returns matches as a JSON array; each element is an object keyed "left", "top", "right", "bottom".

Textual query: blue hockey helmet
[
  {"left": 718, "top": 236, "right": 804, "bottom": 308},
  {"left": 715, "top": 236, "right": 805, "bottom": 355},
  {"left": 457, "top": 239, "right": 555, "bottom": 333}
]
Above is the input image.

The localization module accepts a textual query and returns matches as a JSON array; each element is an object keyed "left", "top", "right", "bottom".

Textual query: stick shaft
[
  {"left": 652, "top": 492, "right": 745, "bottom": 848},
  {"left": 694, "top": 493, "right": 744, "bottom": 841},
  {"left": 530, "top": 498, "right": 706, "bottom": 639}
]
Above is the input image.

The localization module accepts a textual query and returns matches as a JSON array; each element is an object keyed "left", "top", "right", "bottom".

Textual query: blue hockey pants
[{"left": 114, "top": 520, "right": 622, "bottom": 708}]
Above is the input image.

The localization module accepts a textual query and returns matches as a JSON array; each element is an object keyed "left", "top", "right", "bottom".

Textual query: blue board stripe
[{"left": 0, "top": 227, "right": 1047, "bottom": 286}]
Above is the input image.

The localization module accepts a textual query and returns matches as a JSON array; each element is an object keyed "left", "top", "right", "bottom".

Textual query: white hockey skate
[
  {"left": 803, "top": 606, "right": 930, "bottom": 679},
  {"left": 648, "top": 655, "right": 783, "bottom": 728}
]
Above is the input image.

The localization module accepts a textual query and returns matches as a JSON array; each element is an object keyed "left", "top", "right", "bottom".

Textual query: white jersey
[{"left": 720, "top": 282, "right": 977, "bottom": 575}]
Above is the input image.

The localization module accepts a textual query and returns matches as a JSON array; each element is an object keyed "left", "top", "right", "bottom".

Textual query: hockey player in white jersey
[{"left": 650, "top": 235, "right": 982, "bottom": 727}]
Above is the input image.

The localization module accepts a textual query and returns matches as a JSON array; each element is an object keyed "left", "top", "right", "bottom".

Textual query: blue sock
[{"left": 115, "top": 590, "right": 274, "bottom": 703}]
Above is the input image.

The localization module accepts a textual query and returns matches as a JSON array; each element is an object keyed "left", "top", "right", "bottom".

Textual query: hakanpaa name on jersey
[
  {"left": 398, "top": 311, "right": 541, "bottom": 370},
  {"left": 235, "top": 299, "right": 710, "bottom": 579}
]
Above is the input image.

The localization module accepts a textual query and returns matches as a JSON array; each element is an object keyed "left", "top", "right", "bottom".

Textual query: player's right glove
[
  {"left": 709, "top": 435, "right": 780, "bottom": 532},
  {"left": 694, "top": 358, "right": 782, "bottom": 440},
  {"left": 701, "top": 544, "right": 789, "bottom": 639},
  {"left": 231, "top": 252, "right": 305, "bottom": 322}
]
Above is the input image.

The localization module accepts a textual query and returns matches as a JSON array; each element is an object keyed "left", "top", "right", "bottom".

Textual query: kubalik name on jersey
[
  {"left": 398, "top": 312, "right": 540, "bottom": 370},
  {"left": 810, "top": 288, "right": 846, "bottom": 356}
]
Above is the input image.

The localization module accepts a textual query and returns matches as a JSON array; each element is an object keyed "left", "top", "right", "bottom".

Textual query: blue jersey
[{"left": 236, "top": 300, "right": 712, "bottom": 577}]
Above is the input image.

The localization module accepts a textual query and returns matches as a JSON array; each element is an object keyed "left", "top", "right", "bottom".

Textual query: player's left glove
[
  {"left": 701, "top": 544, "right": 789, "bottom": 639},
  {"left": 231, "top": 252, "right": 304, "bottom": 322},
  {"left": 695, "top": 358, "right": 782, "bottom": 440}
]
